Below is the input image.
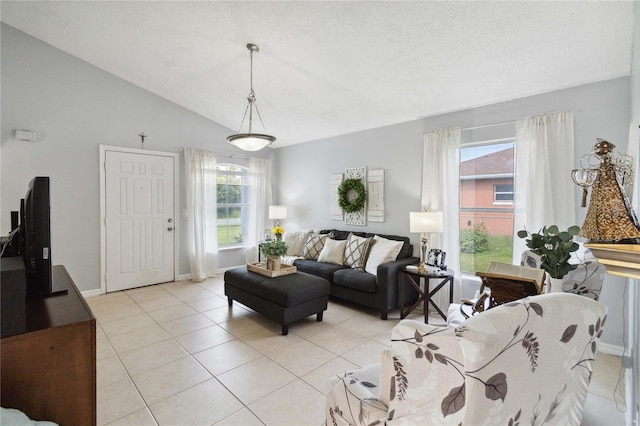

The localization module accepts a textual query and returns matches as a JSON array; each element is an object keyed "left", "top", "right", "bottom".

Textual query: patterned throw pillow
[
  {"left": 301, "top": 233, "right": 328, "bottom": 260},
  {"left": 343, "top": 233, "right": 372, "bottom": 269}
]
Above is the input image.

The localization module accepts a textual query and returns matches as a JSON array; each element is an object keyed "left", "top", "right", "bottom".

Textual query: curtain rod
[
  {"left": 462, "top": 120, "right": 515, "bottom": 131},
  {"left": 460, "top": 110, "right": 581, "bottom": 132},
  {"left": 179, "top": 147, "right": 250, "bottom": 159}
]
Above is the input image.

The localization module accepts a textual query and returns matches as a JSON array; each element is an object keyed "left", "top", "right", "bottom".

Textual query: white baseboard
[
  {"left": 81, "top": 288, "right": 103, "bottom": 298},
  {"left": 217, "top": 265, "right": 243, "bottom": 274},
  {"left": 178, "top": 273, "right": 192, "bottom": 281},
  {"left": 598, "top": 342, "right": 624, "bottom": 356}
]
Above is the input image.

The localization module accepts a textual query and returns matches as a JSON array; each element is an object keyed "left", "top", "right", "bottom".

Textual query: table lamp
[
  {"left": 268, "top": 205, "right": 287, "bottom": 227},
  {"left": 410, "top": 211, "right": 444, "bottom": 270}
]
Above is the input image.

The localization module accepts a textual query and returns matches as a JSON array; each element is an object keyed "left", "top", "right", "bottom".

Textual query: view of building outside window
[
  {"left": 459, "top": 141, "right": 515, "bottom": 273},
  {"left": 216, "top": 164, "right": 249, "bottom": 247}
]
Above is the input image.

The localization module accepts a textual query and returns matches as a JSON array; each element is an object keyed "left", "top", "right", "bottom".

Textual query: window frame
[
  {"left": 458, "top": 136, "right": 516, "bottom": 274},
  {"left": 216, "top": 163, "right": 250, "bottom": 249},
  {"left": 493, "top": 183, "right": 514, "bottom": 204}
]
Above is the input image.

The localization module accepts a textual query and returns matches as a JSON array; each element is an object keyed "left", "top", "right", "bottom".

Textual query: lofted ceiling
[{"left": 0, "top": 1, "right": 635, "bottom": 148}]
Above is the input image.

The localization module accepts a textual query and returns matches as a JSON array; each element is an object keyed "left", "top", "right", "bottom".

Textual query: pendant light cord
[{"left": 234, "top": 44, "right": 271, "bottom": 136}]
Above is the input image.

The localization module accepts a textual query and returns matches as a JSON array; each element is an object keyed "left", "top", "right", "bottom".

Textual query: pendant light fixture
[{"left": 226, "top": 43, "right": 276, "bottom": 151}]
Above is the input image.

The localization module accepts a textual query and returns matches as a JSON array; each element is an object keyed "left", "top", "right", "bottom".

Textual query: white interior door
[{"left": 105, "top": 150, "right": 175, "bottom": 292}]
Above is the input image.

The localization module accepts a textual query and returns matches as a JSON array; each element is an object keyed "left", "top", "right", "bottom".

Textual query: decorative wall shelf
[{"left": 584, "top": 242, "right": 640, "bottom": 279}]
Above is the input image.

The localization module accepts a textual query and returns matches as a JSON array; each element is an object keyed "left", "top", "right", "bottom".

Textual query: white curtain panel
[
  {"left": 246, "top": 157, "right": 273, "bottom": 264},
  {"left": 513, "top": 111, "right": 575, "bottom": 263},
  {"left": 421, "top": 127, "right": 462, "bottom": 300},
  {"left": 184, "top": 148, "right": 218, "bottom": 281}
]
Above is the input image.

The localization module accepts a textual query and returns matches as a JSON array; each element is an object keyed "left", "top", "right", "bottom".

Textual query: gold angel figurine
[{"left": 579, "top": 139, "right": 640, "bottom": 241}]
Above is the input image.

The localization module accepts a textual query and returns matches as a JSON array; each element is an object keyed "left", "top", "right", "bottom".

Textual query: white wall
[
  {"left": 0, "top": 24, "right": 272, "bottom": 292},
  {"left": 275, "top": 77, "right": 631, "bottom": 348}
]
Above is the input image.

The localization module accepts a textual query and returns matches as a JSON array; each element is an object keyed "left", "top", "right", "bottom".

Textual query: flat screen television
[{"left": 22, "top": 177, "right": 53, "bottom": 297}]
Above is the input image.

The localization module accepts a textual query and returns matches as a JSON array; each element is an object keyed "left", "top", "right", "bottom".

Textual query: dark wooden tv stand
[{"left": 1, "top": 265, "right": 96, "bottom": 425}]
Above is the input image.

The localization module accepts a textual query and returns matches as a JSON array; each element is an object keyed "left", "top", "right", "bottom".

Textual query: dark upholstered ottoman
[{"left": 224, "top": 266, "right": 330, "bottom": 335}]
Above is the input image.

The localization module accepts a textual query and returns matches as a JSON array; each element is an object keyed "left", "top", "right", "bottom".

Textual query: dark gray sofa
[{"left": 292, "top": 229, "right": 419, "bottom": 320}]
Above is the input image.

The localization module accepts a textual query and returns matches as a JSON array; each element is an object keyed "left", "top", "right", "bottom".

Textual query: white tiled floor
[{"left": 87, "top": 276, "right": 627, "bottom": 426}]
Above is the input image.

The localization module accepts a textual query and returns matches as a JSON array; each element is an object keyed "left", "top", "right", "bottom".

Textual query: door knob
[{"left": 167, "top": 227, "right": 174, "bottom": 231}]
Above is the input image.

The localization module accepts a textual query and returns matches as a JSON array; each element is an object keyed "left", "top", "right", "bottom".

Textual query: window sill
[{"left": 218, "top": 245, "right": 246, "bottom": 252}]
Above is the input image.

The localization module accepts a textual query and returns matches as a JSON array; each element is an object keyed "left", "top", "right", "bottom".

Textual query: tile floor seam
[
  {"left": 97, "top": 297, "right": 248, "bottom": 425},
  {"left": 127, "top": 296, "right": 262, "bottom": 418},
  {"left": 97, "top": 336, "right": 160, "bottom": 425},
  {"left": 96, "top": 296, "right": 215, "bottom": 425}
]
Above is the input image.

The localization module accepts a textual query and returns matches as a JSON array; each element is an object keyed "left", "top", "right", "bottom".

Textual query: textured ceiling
[{"left": 1, "top": 1, "right": 635, "bottom": 148}]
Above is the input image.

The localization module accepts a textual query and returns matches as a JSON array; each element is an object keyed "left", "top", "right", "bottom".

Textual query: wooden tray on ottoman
[{"left": 247, "top": 262, "right": 297, "bottom": 278}]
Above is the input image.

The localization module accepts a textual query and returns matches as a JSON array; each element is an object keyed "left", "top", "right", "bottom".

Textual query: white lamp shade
[
  {"left": 269, "top": 205, "right": 288, "bottom": 220},
  {"left": 410, "top": 211, "right": 444, "bottom": 233}
]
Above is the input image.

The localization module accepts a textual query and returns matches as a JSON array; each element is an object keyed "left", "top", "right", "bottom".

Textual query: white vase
[{"left": 548, "top": 277, "right": 564, "bottom": 293}]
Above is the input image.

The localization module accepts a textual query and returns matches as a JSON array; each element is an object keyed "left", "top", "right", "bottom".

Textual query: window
[
  {"left": 216, "top": 164, "right": 249, "bottom": 247},
  {"left": 494, "top": 184, "right": 514, "bottom": 203},
  {"left": 459, "top": 139, "right": 515, "bottom": 273}
]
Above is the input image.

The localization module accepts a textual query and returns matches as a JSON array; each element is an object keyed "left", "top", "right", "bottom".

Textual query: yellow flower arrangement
[{"left": 272, "top": 226, "right": 285, "bottom": 237}]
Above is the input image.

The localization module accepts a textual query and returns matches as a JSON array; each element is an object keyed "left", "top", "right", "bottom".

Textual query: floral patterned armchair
[{"left": 325, "top": 293, "right": 607, "bottom": 426}]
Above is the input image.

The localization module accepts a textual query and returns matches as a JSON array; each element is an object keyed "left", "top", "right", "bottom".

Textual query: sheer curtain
[
  {"left": 422, "top": 128, "right": 462, "bottom": 298},
  {"left": 245, "top": 157, "right": 273, "bottom": 264},
  {"left": 184, "top": 148, "right": 218, "bottom": 281},
  {"left": 512, "top": 111, "right": 575, "bottom": 262}
]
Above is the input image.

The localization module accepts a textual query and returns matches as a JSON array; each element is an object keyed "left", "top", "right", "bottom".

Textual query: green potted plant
[
  {"left": 260, "top": 240, "right": 288, "bottom": 270},
  {"left": 517, "top": 225, "right": 581, "bottom": 292}
]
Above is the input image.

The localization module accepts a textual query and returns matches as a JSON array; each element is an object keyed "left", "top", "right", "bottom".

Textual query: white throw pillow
[
  {"left": 364, "top": 235, "right": 404, "bottom": 275},
  {"left": 317, "top": 238, "right": 347, "bottom": 265},
  {"left": 283, "top": 231, "right": 310, "bottom": 256}
]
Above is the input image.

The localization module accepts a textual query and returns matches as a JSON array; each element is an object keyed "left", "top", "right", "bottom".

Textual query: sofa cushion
[
  {"left": 365, "top": 235, "right": 404, "bottom": 275},
  {"left": 333, "top": 268, "right": 377, "bottom": 293},
  {"left": 294, "top": 259, "right": 346, "bottom": 283},
  {"left": 343, "top": 233, "right": 373, "bottom": 269},
  {"left": 320, "top": 229, "right": 351, "bottom": 240},
  {"left": 283, "top": 231, "right": 310, "bottom": 256},
  {"left": 320, "top": 229, "right": 412, "bottom": 259},
  {"left": 318, "top": 238, "right": 347, "bottom": 265},
  {"left": 301, "top": 233, "right": 328, "bottom": 260}
]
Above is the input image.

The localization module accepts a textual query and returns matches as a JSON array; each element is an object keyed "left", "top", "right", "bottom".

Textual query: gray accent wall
[
  {"left": 275, "top": 77, "right": 631, "bottom": 348},
  {"left": 274, "top": 120, "right": 423, "bottom": 235},
  {"left": 0, "top": 24, "right": 271, "bottom": 292}
]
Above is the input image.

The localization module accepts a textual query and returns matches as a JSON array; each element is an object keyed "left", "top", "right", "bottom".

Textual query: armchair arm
[
  {"left": 325, "top": 365, "right": 388, "bottom": 426},
  {"left": 376, "top": 256, "right": 420, "bottom": 318},
  {"left": 384, "top": 320, "right": 465, "bottom": 425}
]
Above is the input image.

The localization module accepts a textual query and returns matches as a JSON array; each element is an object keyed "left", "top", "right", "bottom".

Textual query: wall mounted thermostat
[{"left": 15, "top": 130, "right": 37, "bottom": 142}]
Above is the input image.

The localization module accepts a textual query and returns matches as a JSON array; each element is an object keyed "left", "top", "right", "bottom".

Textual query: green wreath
[{"left": 338, "top": 178, "right": 367, "bottom": 213}]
